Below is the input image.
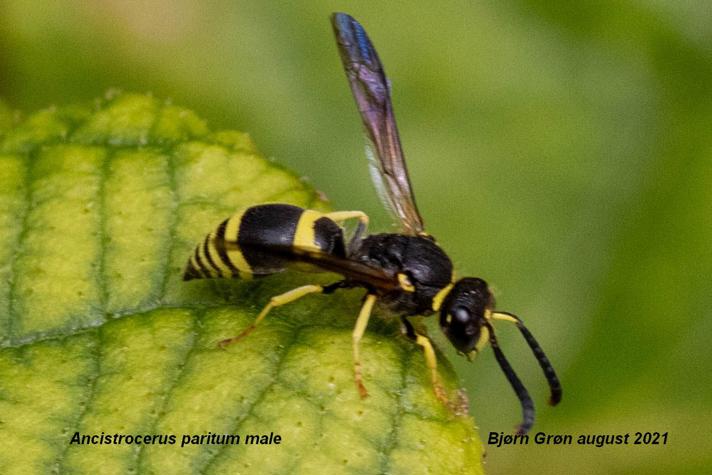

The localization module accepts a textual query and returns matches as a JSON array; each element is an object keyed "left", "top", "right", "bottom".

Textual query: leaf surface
[{"left": 0, "top": 93, "right": 482, "bottom": 474}]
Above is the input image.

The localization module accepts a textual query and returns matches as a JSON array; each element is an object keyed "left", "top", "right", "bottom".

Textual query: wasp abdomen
[{"left": 184, "top": 204, "right": 346, "bottom": 281}]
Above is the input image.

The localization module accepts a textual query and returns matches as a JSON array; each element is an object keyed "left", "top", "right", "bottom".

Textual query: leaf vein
[
  {"left": 54, "top": 333, "right": 102, "bottom": 473},
  {"left": 5, "top": 148, "right": 37, "bottom": 344},
  {"left": 134, "top": 308, "right": 200, "bottom": 472}
]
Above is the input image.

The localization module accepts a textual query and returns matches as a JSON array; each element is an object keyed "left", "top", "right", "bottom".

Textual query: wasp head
[{"left": 439, "top": 278, "right": 494, "bottom": 354}]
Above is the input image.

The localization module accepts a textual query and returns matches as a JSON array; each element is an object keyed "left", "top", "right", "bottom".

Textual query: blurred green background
[{"left": 1, "top": 1, "right": 710, "bottom": 473}]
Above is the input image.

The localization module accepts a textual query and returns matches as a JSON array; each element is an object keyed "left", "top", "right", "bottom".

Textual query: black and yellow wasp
[{"left": 184, "top": 12, "right": 561, "bottom": 434}]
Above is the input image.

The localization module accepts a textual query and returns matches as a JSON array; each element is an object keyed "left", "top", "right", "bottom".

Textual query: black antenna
[
  {"left": 492, "top": 312, "right": 562, "bottom": 405},
  {"left": 486, "top": 322, "right": 535, "bottom": 435}
]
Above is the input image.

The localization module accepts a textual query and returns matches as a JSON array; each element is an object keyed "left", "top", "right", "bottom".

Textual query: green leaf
[
  {"left": 0, "top": 93, "right": 482, "bottom": 474},
  {"left": 0, "top": 100, "right": 15, "bottom": 135}
]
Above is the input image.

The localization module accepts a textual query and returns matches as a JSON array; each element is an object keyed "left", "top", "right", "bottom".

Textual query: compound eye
[
  {"left": 455, "top": 307, "right": 481, "bottom": 338},
  {"left": 438, "top": 306, "right": 480, "bottom": 353},
  {"left": 454, "top": 306, "right": 471, "bottom": 324},
  {"left": 441, "top": 306, "right": 470, "bottom": 330}
]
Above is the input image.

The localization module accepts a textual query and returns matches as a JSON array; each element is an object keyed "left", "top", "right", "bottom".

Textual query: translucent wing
[
  {"left": 239, "top": 241, "right": 402, "bottom": 291},
  {"left": 289, "top": 246, "right": 401, "bottom": 291},
  {"left": 331, "top": 12, "right": 425, "bottom": 235}
]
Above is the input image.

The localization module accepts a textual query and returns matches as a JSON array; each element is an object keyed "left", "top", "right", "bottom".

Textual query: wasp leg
[
  {"left": 323, "top": 210, "right": 369, "bottom": 227},
  {"left": 401, "top": 317, "right": 449, "bottom": 406},
  {"left": 323, "top": 210, "right": 369, "bottom": 250},
  {"left": 218, "top": 284, "right": 324, "bottom": 348},
  {"left": 353, "top": 293, "right": 377, "bottom": 398}
]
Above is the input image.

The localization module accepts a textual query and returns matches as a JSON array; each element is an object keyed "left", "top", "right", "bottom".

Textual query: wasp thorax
[{"left": 439, "top": 278, "right": 493, "bottom": 353}]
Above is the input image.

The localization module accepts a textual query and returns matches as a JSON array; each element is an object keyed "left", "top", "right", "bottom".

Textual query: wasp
[{"left": 184, "top": 12, "right": 561, "bottom": 434}]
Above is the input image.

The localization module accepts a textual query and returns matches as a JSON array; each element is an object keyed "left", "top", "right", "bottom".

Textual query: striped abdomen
[{"left": 183, "top": 204, "right": 346, "bottom": 281}]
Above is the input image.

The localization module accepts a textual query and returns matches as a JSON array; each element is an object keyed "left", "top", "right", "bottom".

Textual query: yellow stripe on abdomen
[
  {"left": 223, "top": 210, "right": 253, "bottom": 279},
  {"left": 205, "top": 231, "right": 232, "bottom": 277},
  {"left": 293, "top": 209, "right": 325, "bottom": 251}
]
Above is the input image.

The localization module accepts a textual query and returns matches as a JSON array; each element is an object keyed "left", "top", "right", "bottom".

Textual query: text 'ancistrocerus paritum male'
[{"left": 184, "top": 12, "right": 562, "bottom": 434}]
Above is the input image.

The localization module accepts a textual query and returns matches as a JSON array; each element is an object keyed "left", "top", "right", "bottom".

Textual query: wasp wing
[
  {"left": 220, "top": 239, "right": 401, "bottom": 292},
  {"left": 331, "top": 12, "right": 425, "bottom": 235},
  {"left": 289, "top": 246, "right": 401, "bottom": 291}
]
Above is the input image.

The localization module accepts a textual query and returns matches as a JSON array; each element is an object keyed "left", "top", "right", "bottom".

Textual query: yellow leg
[
  {"left": 353, "top": 293, "right": 376, "bottom": 398},
  {"left": 324, "top": 210, "right": 369, "bottom": 227},
  {"left": 401, "top": 318, "right": 449, "bottom": 406},
  {"left": 219, "top": 284, "right": 323, "bottom": 348},
  {"left": 325, "top": 211, "right": 369, "bottom": 250},
  {"left": 414, "top": 333, "right": 449, "bottom": 405}
]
